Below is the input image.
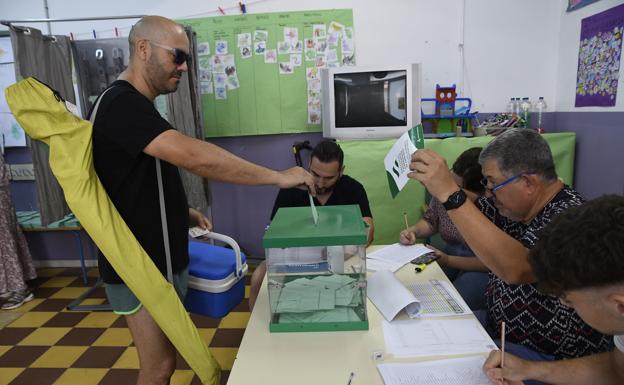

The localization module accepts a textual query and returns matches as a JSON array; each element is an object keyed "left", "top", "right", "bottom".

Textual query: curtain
[
  {"left": 10, "top": 26, "right": 74, "bottom": 225},
  {"left": 166, "top": 27, "right": 212, "bottom": 217}
]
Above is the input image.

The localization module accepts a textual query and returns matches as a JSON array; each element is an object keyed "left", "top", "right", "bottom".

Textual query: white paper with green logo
[{"left": 384, "top": 124, "right": 424, "bottom": 198}]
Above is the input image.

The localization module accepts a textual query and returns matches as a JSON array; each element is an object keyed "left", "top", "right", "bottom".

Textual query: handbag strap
[{"left": 156, "top": 159, "right": 174, "bottom": 283}]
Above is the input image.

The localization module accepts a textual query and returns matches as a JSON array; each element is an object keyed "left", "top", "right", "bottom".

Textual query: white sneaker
[{"left": 1, "top": 290, "right": 34, "bottom": 310}]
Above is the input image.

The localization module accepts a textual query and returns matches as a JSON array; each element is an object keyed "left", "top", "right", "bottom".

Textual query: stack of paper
[
  {"left": 275, "top": 274, "right": 362, "bottom": 323},
  {"left": 377, "top": 356, "right": 493, "bottom": 385},
  {"left": 367, "top": 270, "right": 422, "bottom": 321},
  {"left": 367, "top": 243, "right": 431, "bottom": 272},
  {"left": 383, "top": 318, "right": 497, "bottom": 357}
]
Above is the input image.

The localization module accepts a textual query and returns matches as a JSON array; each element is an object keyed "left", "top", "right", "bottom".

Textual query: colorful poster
[
  {"left": 575, "top": 3, "right": 624, "bottom": 107},
  {"left": 567, "top": 0, "right": 601, "bottom": 13},
  {"left": 179, "top": 9, "right": 354, "bottom": 138}
]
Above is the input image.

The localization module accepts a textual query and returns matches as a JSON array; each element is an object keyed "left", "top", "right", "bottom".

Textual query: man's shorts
[{"left": 105, "top": 267, "right": 189, "bottom": 315}]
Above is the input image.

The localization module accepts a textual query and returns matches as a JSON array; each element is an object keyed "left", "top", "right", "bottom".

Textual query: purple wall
[
  {"left": 210, "top": 132, "right": 323, "bottom": 257},
  {"left": 550, "top": 112, "right": 624, "bottom": 199},
  {"left": 5, "top": 147, "right": 38, "bottom": 211}
]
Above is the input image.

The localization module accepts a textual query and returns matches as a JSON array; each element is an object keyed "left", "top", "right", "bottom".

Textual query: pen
[
  {"left": 403, "top": 212, "right": 409, "bottom": 231},
  {"left": 501, "top": 321, "right": 506, "bottom": 369},
  {"left": 414, "top": 263, "right": 427, "bottom": 273},
  {"left": 347, "top": 372, "right": 354, "bottom": 385}
]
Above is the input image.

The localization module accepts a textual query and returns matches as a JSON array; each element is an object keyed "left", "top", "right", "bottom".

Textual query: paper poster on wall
[
  {"left": 0, "top": 38, "right": 14, "bottom": 64},
  {"left": 179, "top": 9, "right": 354, "bottom": 138},
  {"left": 575, "top": 3, "right": 624, "bottom": 107},
  {"left": 567, "top": 0, "right": 601, "bottom": 13},
  {"left": 0, "top": 114, "right": 27, "bottom": 147},
  {"left": 0, "top": 51, "right": 27, "bottom": 147}
]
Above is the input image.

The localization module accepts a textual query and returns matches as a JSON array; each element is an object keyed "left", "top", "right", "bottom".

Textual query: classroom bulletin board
[{"left": 179, "top": 9, "right": 355, "bottom": 138}]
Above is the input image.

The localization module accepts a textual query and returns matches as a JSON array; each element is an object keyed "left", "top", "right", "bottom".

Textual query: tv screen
[{"left": 333, "top": 70, "right": 407, "bottom": 128}]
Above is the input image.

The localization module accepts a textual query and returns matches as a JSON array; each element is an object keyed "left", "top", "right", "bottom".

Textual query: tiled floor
[{"left": 0, "top": 267, "right": 252, "bottom": 385}]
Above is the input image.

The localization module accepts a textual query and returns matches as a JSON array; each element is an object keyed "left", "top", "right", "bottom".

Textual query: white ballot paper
[
  {"left": 367, "top": 270, "right": 421, "bottom": 321},
  {"left": 377, "top": 356, "right": 493, "bottom": 385},
  {"left": 308, "top": 193, "right": 318, "bottom": 225},
  {"left": 367, "top": 243, "right": 431, "bottom": 267},
  {"left": 384, "top": 130, "right": 417, "bottom": 194},
  {"left": 366, "top": 258, "right": 404, "bottom": 273},
  {"left": 383, "top": 318, "right": 497, "bottom": 357},
  {"left": 188, "top": 226, "right": 210, "bottom": 238}
]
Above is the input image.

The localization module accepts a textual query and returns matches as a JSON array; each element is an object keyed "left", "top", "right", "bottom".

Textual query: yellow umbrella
[{"left": 5, "top": 77, "right": 220, "bottom": 385}]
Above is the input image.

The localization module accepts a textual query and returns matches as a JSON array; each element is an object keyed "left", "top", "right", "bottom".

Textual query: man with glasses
[
  {"left": 90, "top": 16, "right": 314, "bottom": 385},
  {"left": 409, "top": 129, "right": 611, "bottom": 369}
]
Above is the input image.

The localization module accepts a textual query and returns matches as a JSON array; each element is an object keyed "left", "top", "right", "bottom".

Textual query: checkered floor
[{"left": 0, "top": 267, "right": 252, "bottom": 385}]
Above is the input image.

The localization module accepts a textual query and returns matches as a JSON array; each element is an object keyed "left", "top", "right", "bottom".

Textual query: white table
[{"left": 227, "top": 246, "right": 491, "bottom": 385}]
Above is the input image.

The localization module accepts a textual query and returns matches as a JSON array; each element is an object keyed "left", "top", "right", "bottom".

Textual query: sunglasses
[{"left": 149, "top": 41, "right": 192, "bottom": 65}]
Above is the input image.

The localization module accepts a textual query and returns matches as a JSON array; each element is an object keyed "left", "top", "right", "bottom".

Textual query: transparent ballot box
[{"left": 263, "top": 205, "right": 368, "bottom": 333}]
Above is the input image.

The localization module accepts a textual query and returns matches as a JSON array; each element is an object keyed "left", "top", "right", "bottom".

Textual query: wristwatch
[{"left": 442, "top": 189, "right": 467, "bottom": 210}]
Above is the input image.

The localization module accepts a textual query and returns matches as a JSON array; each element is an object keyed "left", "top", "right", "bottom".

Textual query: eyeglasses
[
  {"left": 480, "top": 173, "right": 533, "bottom": 193},
  {"left": 149, "top": 41, "right": 191, "bottom": 65}
]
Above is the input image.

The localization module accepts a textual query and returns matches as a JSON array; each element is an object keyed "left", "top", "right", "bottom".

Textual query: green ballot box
[{"left": 263, "top": 205, "right": 369, "bottom": 332}]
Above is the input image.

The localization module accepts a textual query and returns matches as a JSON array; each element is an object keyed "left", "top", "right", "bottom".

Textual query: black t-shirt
[
  {"left": 270, "top": 175, "right": 372, "bottom": 219},
  {"left": 91, "top": 80, "right": 189, "bottom": 284}
]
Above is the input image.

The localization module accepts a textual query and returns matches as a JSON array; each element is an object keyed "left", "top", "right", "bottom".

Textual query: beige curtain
[
  {"left": 10, "top": 26, "right": 74, "bottom": 225},
  {"left": 166, "top": 27, "right": 211, "bottom": 216}
]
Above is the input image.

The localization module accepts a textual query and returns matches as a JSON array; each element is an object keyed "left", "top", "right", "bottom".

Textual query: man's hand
[
  {"left": 483, "top": 350, "right": 530, "bottom": 385},
  {"left": 189, "top": 207, "right": 212, "bottom": 231},
  {"left": 408, "top": 149, "right": 459, "bottom": 203},
  {"left": 277, "top": 167, "right": 316, "bottom": 195},
  {"left": 399, "top": 229, "right": 417, "bottom": 245}
]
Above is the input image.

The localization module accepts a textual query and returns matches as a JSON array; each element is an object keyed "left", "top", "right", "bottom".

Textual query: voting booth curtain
[
  {"left": 166, "top": 26, "right": 212, "bottom": 215},
  {"left": 9, "top": 24, "right": 211, "bottom": 223},
  {"left": 10, "top": 26, "right": 74, "bottom": 225}
]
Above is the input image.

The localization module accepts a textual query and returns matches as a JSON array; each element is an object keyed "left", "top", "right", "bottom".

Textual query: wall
[
  {"left": 0, "top": 0, "right": 560, "bottom": 111},
  {"left": 552, "top": 0, "right": 624, "bottom": 198},
  {"left": 2, "top": 0, "right": 615, "bottom": 258}
]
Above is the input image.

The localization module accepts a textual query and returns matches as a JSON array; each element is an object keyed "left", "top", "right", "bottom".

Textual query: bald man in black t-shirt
[{"left": 91, "top": 16, "right": 314, "bottom": 385}]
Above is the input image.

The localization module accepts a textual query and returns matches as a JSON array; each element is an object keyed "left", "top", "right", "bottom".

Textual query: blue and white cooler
[{"left": 184, "top": 232, "right": 248, "bottom": 318}]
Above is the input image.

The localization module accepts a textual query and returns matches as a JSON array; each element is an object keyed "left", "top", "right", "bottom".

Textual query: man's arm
[
  {"left": 409, "top": 149, "right": 532, "bottom": 284},
  {"left": 145, "top": 129, "right": 315, "bottom": 191},
  {"left": 363, "top": 217, "right": 374, "bottom": 247},
  {"left": 189, "top": 207, "right": 212, "bottom": 231},
  {"left": 484, "top": 348, "right": 624, "bottom": 385}
]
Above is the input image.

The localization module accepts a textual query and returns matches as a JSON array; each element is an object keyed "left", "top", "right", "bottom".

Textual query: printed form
[{"left": 377, "top": 356, "right": 493, "bottom": 385}]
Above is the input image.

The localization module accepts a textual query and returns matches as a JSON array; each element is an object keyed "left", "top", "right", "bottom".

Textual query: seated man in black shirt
[{"left": 249, "top": 140, "right": 374, "bottom": 310}]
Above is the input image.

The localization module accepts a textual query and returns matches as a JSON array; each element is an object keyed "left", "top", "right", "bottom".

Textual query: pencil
[
  {"left": 403, "top": 212, "right": 409, "bottom": 230},
  {"left": 501, "top": 321, "right": 506, "bottom": 369}
]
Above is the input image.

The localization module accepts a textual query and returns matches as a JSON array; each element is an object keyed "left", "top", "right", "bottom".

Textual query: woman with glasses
[{"left": 400, "top": 147, "right": 489, "bottom": 310}]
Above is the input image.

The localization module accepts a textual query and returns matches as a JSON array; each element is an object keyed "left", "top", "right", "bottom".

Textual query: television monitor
[{"left": 321, "top": 63, "right": 421, "bottom": 140}]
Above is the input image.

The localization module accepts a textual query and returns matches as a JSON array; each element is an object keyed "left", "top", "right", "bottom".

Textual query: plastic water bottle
[
  {"left": 534, "top": 97, "right": 547, "bottom": 132},
  {"left": 513, "top": 98, "right": 521, "bottom": 116},
  {"left": 520, "top": 97, "right": 531, "bottom": 128},
  {"left": 506, "top": 98, "right": 515, "bottom": 115}
]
